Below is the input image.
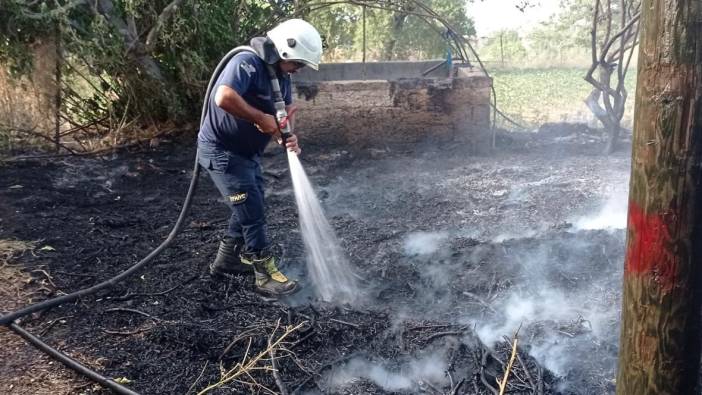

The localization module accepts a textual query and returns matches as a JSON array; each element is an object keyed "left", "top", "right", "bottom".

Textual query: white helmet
[{"left": 267, "top": 19, "right": 323, "bottom": 70}]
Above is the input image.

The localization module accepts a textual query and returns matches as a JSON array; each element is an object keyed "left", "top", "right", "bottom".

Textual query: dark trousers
[{"left": 197, "top": 142, "right": 268, "bottom": 251}]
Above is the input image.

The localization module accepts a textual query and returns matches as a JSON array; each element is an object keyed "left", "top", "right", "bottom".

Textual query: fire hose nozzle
[{"left": 275, "top": 104, "right": 297, "bottom": 144}]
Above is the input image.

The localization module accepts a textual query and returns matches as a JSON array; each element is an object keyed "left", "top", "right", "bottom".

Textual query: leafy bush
[{"left": 1, "top": 0, "right": 286, "bottom": 129}]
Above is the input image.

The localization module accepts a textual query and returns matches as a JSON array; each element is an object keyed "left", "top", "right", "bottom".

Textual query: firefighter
[{"left": 197, "top": 19, "right": 323, "bottom": 297}]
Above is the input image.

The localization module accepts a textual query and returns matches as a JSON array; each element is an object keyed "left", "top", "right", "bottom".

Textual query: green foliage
[
  {"left": 526, "top": 0, "right": 593, "bottom": 61},
  {"left": 0, "top": 0, "right": 57, "bottom": 76},
  {"left": 1, "top": 0, "right": 476, "bottom": 131},
  {"left": 388, "top": 0, "right": 475, "bottom": 60},
  {"left": 0, "top": 0, "right": 287, "bottom": 126},
  {"left": 308, "top": 0, "right": 474, "bottom": 61},
  {"left": 478, "top": 30, "right": 528, "bottom": 65},
  {"left": 473, "top": 0, "right": 639, "bottom": 69},
  {"left": 492, "top": 67, "right": 637, "bottom": 130}
]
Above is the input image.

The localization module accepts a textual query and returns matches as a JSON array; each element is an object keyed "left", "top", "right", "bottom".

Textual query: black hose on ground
[
  {"left": 0, "top": 154, "right": 201, "bottom": 325},
  {"left": 0, "top": 46, "right": 253, "bottom": 393},
  {"left": 9, "top": 323, "right": 140, "bottom": 395}
]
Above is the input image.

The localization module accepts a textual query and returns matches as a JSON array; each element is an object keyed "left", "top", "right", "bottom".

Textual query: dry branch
[
  {"left": 497, "top": 335, "right": 518, "bottom": 395},
  {"left": 496, "top": 325, "right": 522, "bottom": 395},
  {"left": 269, "top": 324, "right": 289, "bottom": 395},
  {"left": 186, "top": 361, "right": 209, "bottom": 395},
  {"left": 196, "top": 321, "right": 305, "bottom": 395}
]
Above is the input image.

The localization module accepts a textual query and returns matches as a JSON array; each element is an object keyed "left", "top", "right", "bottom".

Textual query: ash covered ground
[{"left": 0, "top": 127, "right": 630, "bottom": 394}]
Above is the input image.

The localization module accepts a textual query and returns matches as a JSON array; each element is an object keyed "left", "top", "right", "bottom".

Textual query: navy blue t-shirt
[{"left": 198, "top": 51, "right": 292, "bottom": 158}]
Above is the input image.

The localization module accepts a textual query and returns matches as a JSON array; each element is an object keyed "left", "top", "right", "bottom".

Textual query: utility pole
[{"left": 616, "top": 1, "right": 702, "bottom": 394}]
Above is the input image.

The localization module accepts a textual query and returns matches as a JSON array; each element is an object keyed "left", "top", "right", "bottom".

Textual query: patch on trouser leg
[{"left": 228, "top": 192, "right": 248, "bottom": 204}]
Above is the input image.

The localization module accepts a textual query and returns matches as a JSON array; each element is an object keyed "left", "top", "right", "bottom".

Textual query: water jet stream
[{"left": 287, "top": 151, "right": 358, "bottom": 303}]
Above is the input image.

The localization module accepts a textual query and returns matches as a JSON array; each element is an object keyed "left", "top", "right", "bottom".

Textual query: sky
[{"left": 468, "top": 0, "right": 562, "bottom": 37}]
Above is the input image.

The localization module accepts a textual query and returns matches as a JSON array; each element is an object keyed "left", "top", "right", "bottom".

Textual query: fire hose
[{"left": 1, "top": 45, "right": 294, "bottom": 394}]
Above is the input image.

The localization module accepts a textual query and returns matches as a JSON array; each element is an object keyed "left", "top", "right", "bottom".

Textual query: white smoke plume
[
  {"left": 470, "top": 229, "right": 623, "bottom": 382},
  {"left": 403, "top": 231, "right": 449, "bottom": 256},
  {"left": 324, "top": 353, "right": 448, "bottom": 392},
  {"left": 574, "top": 193, "right": 629, "bottom": 230}
]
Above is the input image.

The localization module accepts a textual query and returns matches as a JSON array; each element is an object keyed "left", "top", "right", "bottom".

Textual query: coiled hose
[{"left": 1, "top": 46, "right": 253, "bottom": 394}]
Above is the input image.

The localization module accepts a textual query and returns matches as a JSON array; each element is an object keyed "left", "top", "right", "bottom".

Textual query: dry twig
[
  {"left": 328, "top": 318, "right": 360, "bottom": 328},
  {"left": 497, "top": 328, "right": 521, "bottom": 395},
  {"left": 269, "top": 322, "right": 289, "bottom": 395},
  {"left": 196, "top": 321, "right": 304, "bottom": 395},
  {"left": 185, "top": 361, "right": 209, "bottom": 395},
  {"left": 104, "top": 307, "right": 158, "bottom": 320},
  {"left": 516, "top": 349, "right": 536, "bottom": 392}
]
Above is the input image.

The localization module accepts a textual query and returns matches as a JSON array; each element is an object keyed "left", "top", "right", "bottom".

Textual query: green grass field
[{"left": 489, "top": 68, "right": 638, "bottom": 131}]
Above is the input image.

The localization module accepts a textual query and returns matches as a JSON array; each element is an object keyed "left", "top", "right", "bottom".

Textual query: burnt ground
[{"left": 1, "top": 126, "right": 630, "bottom": 395}]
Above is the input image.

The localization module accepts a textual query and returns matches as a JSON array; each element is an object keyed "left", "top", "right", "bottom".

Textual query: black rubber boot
[
  {"left": 240, "top": 248, "right": 299, "bottom": 297},
  {"left": 209, "top": 237, "right": 252, "bottom": 277}
]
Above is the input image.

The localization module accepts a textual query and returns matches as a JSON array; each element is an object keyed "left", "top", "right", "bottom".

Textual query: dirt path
[{"left": 0, "top": 132, "right": 630, "bottom": 394}]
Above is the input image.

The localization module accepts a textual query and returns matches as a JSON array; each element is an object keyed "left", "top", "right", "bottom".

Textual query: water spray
[
  {"left": 287, "top": 151, "right": 359, "bottom": 303},
  {"left": 0, "top": 43, "right": 359, "bottom": 394},
  {"left": 264, "top": 63, "right": 359, "bottom": 303}
]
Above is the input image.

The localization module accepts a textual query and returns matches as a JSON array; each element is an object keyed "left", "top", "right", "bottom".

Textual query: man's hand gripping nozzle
[{"left": 275, "top": 101, "right": 297, "bottom": 146}]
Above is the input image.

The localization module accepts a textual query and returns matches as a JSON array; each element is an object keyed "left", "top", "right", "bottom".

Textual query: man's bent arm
[{"left": 215, "top": 85, "right": 266, "bottom": 125}]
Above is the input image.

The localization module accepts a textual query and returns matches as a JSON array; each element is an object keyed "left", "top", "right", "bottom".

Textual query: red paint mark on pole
[{"left": 625, "top": 201, "right": 678, "bottom": 293}]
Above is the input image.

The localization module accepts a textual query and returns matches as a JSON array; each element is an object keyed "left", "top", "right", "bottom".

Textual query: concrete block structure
[
  {"left": 1, "top": 54, "right": 492, "bottom": 153},
  {"left": 292, "top": 60, "right": 492, "bottom": 150}
]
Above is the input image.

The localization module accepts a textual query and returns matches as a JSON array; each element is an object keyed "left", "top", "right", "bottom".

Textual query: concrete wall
[
  {"left": 1, "top": 53, "right": 492, "bottom": 153},
  {"left": 295, "top": 60, "right": 453, "bottom": 81},
  {"left": 292, "top": 63, "right": 492, "bottom": 150}
]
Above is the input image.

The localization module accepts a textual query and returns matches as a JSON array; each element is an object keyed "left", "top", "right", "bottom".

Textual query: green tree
[
  {"left": 526, "top": 0, "right": 593, "bottom": 60},
  {"left": 1, "top": 0, "right": 287, "bottom": 128},
  {"left": 307, "top": 0, "right": 475, "bottom": 61},
  {"left": 479, "top": 30, "right": 527, "bottom": 65}
]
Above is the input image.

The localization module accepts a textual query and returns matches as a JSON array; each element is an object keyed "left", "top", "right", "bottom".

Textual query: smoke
[
  {"left": 574, "top": 193, "right": 628, "bottom": 230},
  {"left": 298, "top": 144, "right": 630, "bottom": 391},
  {"left": 492, "top": 228, "right": 537, "bottom": 243},
  {"left": 475, "top": 289, "right": 569, "bottom": 345},
  {"left": 473, "top": 286, "right": 616, "bottom": 372},
  {"left": 403, "top": 231, "right": 449, "bottom": 256},
  {"left": 470, "top": 231, "right": 624, "bottom": 384},
  {"left": 323, "top": 353, "right": 448, "bottom": 392}
]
